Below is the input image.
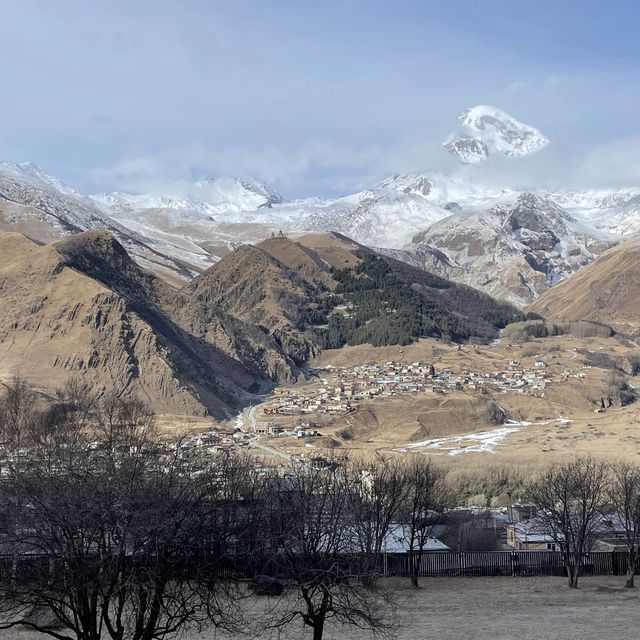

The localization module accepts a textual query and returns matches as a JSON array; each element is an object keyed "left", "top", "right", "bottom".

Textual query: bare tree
[
  {"left": 30, "top": 378, "right": 98, "bottom": 453},
  {"left": 0, "top": 393, "right": 244, "bottom": 640},
  {"left": 350, "top": 457, "right": 409, "bottom": 586},
  {"left": 0, "top": 376, "right": 38, "bottom": 448},
  {"left": 528, "top": 457, "right": 609, "bottom": 588},
  {"left": 264, "top": 460, "right": 396, "bottom": 640},
  {"left": 400, "top": 457, "right": 449, "bottom": 588},
  {"left": 96, "top": 392, "right": 157, "bottom": 457},
  {"left": 608, "top": 461, "right": 640, "bottom": 588}
]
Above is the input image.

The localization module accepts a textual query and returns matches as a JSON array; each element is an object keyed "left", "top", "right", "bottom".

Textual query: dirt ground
[
  {"left": 222, "top": 576, "right": 640, "bottom": 640},
  {"left": 2, "top": 576, "right": 639, "bottom": 640}
]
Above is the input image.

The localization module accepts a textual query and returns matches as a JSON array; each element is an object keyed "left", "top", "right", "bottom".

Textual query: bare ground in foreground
[
  {"left": 2, "top": 576, "right": 640, "bottom": 640},
  {"left": 231, "top": 576, "right": 640, "bottom": 640}
]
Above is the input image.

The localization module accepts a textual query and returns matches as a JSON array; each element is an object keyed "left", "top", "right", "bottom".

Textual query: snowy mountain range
[
  {"left": 1, "top": 106, "right": 639, "bottom": 306},
  {"left": 0, "top": 161, "right": 214, "bottom": 281},
  {"left": 386, "top": 193, "right": 615, "bottom": 306},
  {"left": 93, "top": 176, "right": 282, "bottom": 217}
]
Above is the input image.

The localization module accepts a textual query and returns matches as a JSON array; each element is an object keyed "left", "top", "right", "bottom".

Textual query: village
[
  {"left": 255, "top": 357, "right": 591, "bottom": 422},
  {"left": 130, "top": 352, "right": 605, "bottom": 468}
]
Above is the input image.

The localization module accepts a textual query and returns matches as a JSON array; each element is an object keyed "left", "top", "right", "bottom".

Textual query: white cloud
[
  {"left": 5, "top": 2, "right": 640, "bottom": 197},
  {"left": 577, "top": 137, "right": 640, "bottom": 188},
  {"left": 87, "top": 141, "right": 392, "bottom": 197},
  {"left": 87, "top": 127, "right": 640, "bottom": 200}
]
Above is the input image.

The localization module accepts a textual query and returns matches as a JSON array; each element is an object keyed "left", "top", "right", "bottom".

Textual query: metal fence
[
  {"left": 0, "top": 550, "right": 633, "bottom": 581},
  {"left": 383, "top": 550, "right": 631, "bottom": 577}
]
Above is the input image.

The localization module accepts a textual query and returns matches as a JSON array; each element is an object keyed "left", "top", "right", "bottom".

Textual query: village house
[
  {"left": 506, "top": 512, "right": 628, "bottom": 551},
  {"left": 508, "top": 503, "right": 538, "bottom": 524},
  {"left": 506, "top": 519, "right": 560, "bottom": 550}
]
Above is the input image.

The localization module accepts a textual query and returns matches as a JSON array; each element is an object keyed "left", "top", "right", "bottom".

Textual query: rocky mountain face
[
  {"left": 176, "top": 243, "right": 323, "bottom": 372},
  {"left": 0, "top": 231, "right": 210, "bottom": 415},
  {"left": 0, "top": 228, "right": 529, "bottom": 414},
  {"left": 0, "top": 230, "right": 314, "bottom": 417},
  {"left": 391, "top": 194, "right": 615, "bottom": 307}
]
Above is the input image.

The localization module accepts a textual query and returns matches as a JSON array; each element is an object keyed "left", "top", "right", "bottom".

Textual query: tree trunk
[
  {"left": 566, "top": 561, "right": 579, "bottom": 589},
  {"left": 312, "top": 617, "right": 325, "bottom": 640},
  {"left": 410, "top": 552, "right": 420, "bottom": 589},
  {"left": 410, "top": 569, "right": 419, "bottom": 589},
  {"left": 567, "top": 564, "right": 579, "bottom": 589},
  {"left": 625, "top": 560, "right": 636, "bottom": 588}
]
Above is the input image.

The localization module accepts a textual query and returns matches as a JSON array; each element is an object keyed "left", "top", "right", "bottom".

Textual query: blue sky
[{"left": 1, "top": 0, "right": 639, "bottom": 196}]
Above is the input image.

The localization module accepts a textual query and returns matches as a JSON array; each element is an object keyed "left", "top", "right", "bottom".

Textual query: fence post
[{"left": 611, "top": 551, "right": 618, "bottom": 576}]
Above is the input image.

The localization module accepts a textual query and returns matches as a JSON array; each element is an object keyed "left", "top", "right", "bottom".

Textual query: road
[
  {"left": 241, "top": 404, "right": 291, "bottom": 460},
  {"left": 247, "top": 437, "right": 292, "bottom": 461},
  {"left": 239, "top": 404, "right": 259, "bottom": 433},
  {"left": 247, "top": 405, "right": 258, "bottom": 432}
]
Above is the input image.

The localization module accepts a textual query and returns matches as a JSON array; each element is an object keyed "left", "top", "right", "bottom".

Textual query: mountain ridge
[
  {"left": 0, "top": 228, "right": 529, "bottom": 414},
  {"left": 527, "top": 235, "right": 640, "bottom": 333},
  {"left": 2, "top": 139, "right": 640, "bottom": 308}
]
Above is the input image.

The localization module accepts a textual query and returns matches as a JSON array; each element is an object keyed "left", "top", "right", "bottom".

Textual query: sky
[{"left": 1, "top": 0, "right": 640, "bottom": 197}]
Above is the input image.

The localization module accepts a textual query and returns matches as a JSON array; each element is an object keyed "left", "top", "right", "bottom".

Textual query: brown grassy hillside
[{"left": 528, "top": 236, "right": 640, "bottom": 333}]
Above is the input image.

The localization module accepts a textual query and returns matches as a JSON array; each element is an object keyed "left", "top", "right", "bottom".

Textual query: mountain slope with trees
[{"left": 0, "top": 229, "right": 524, "bottom": 415}]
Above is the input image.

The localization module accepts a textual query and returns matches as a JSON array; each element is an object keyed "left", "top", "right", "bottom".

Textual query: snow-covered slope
[
  {"left": 95, "top": 172, "right": 523, "bottom": 251},
  {"left": 93, "top": 177, "right": 287, "bottom": 262},
  {"left": 390, "top": 193, "right": 615, "bottom": 307},
  {"left": 268, "top": 178, "right": 452, "bottom": 247},
  {"left": 96, "top": 173, "right": 463, "bottom": 249},
  {"left": 0, "top": 161, "right": 82, "bottom": 197},
  {"left": 93, "top": 176, "right": 282, "bottom": 217},
  {"left": 92, "top": 166, "right": 640, "bottom": 301},
  {"left": 0, "top": 162, "right": 213, "bottom": 282},
  {"left": 444, "top": 105, "right": 549, "bottom": 164},
  {"left": 547, "top": 189, "right": 640, "bottom": 236}
]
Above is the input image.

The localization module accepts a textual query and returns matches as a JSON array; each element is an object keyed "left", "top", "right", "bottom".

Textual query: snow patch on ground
[{"left": 396, "top": 418, "right": 571, "bottom": 456}]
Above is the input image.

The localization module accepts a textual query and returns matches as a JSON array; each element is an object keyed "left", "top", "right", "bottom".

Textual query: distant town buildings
[{"left": 258, "top": 359, "right": 589, "bottom": 422}]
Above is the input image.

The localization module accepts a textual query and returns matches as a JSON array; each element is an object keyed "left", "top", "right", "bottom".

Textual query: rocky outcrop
[
  {"left": 0, "top": 231, "right": 321, "bottom": 417},
  {"left": 395, "top": 194, "right": 613, "bottom": 307}
]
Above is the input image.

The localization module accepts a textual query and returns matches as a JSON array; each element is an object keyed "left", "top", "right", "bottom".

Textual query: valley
[
  {"left": 6, "top": 9, "right": 640, "bottom": 640},
  {"left": 2, "top": 212, "right": 640, "bottom": 474},
  {"left": 2, "top": 106, "right": 640, "bottom": 476},
  {"left": 229, "top": 336, "right": 640, "bottom": 465}
]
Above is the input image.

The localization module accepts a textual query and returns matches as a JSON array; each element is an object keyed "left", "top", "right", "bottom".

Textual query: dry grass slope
[{"left": 529, "top": 235, "right": 640, "bottom": 333}]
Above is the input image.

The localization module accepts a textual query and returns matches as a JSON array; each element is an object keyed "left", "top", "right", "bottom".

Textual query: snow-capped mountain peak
[
  {"left": 0, "top": 161, "right": 80, "bottom": 196},
  {"left": 376, "top": 173, "right": 433, "bottom": 197},
  {"left": 192, "top": 176, "right": 283, "bottom": 209},
  {"left": 443, "top": 105, "right": 549, "bottom": 164},
  {"left": 93, "top": 176, "right": 283, "bottom": 217}
]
